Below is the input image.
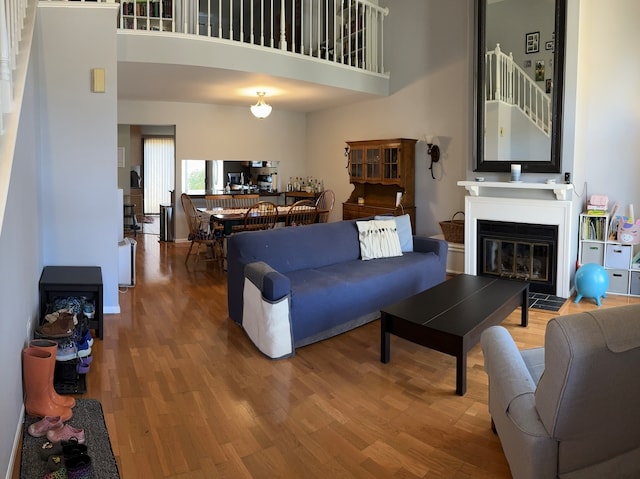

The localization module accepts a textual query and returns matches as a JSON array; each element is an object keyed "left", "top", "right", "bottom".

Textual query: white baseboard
[{"left": 6, "top": 405, "right": 24, "bottom": 479}]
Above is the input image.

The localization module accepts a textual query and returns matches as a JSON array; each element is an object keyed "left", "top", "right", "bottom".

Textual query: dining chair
[
  {"left": 286, "top": 199, "right": 318, "bottom": 226},
  {"left": 205, "top": 194, "right": 234, "bottom": 210},
  {"left": 233, "top": 194, "right": 260, "bottom": 208},
  {"left": 180, "top": 193, "right": 223, "bottom": 265},
  {"left": 315, "top": 189, "right": 335, "bottom": 223},
  {"left": 232, "top": 201, "right": 278, "bottom": 233},
  {"left": 204, "top": 194, "right": 234, "bottom": 240}
]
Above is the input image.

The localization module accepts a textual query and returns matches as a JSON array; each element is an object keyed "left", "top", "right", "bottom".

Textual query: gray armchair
[{"left": 480, "top": 304, "right": 640, "bottom": 479}]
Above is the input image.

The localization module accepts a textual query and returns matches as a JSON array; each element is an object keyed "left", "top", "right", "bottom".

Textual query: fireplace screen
[
  {"left": 478, "top": 220, "right": 557, "bottom": 294},
  {"left": 483, "top": 239, "right": 550, "bottom": 281}
]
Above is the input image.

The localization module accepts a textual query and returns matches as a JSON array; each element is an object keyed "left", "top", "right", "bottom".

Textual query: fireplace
[
  {"left": 457, "top": 181, "right": 575, "bottom": 298},
  {"left": 477, "top": 220, "right": 557, "bottom": 294}
]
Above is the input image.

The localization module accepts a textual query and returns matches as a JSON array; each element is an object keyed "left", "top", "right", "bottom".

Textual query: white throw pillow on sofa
[
  {"left": 374, "top": 214, "right": 413, "bottom": 252},
  {"left": 356, "top": 220, "right": 403, "bottom": 260}
]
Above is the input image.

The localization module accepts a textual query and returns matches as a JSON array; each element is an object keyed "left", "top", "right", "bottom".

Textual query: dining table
[{"left": 200, "top": 205, "right": 326, "bottom": 235}]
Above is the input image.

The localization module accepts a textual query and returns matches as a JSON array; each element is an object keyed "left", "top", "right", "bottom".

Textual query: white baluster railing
[
  {"left": 115, "top": 0, "right": 388, "bottom": 74},
  {"left": 485, "top": 43, "right": 551, "bottom": 136},
  {"left": 0, "top": 0, "right": 31, "bottom": 231},
  {"left": 0, "top": 0, "right": 387, "bottom": 135},
  {"left": 0, "top": 0, "right": 29, "bottom": 133},
  {"left": 0, "top": 0, "right": 387, "bottom": 231}
]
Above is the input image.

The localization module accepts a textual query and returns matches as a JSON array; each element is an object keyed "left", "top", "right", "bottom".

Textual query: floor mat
[
  {"left": 21, "top": 398, "right": 119, "bottom": 478},
  {"left": 529, "top": 292, "right": 567, "bottom": 312}
]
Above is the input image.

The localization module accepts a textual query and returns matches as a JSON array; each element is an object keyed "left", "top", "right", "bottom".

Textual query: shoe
[
  {"left": 42, "top": 466, "right": 67, "bottom": 479},
  {"left": 44, "top": 311, "right": 60, "bottom": 323},
  {"left": 29, "top": 340, "right": 76, "bottom": 409},
  {"left": 56, "top": 340, "right": 78, "bottom": 362},
  {"left": 75, "top": 338, "right": 91, "bottom": 359},
  {"left": 76, "top": 355, "right": 92, "bottom": 374},
  {"left": 46, "top": 424, "right": 85, "bottom": 444},
  {"left": 45, "top": 441, "right": 88, "bottom": 472},
  {"left": 74, "top": 330, "right": 93, "bottom": 347},
  {"left": 27, "top": 415, "right": 63, "bottom": 437},
  {"left": 35, "top": 315, "right": 74, "bottom": 339},
  {"left": 63, "top": 442, "right": 88, "bottom": 459},
  {"left": 66, "top": 454, "right": 92, "bottom": 479},
  {"left": 47, "top": 454, "right": 64, "bottom": 472},
  {"left": 22, "top": 348, "right": 73, "bottom": 422},
  {"left": 39, "top": 441, "right": 64, "bottom": 461},
  {"left": 82, "top": 301, "right": 95, "bottom": 319},
  {"left": 73, "top": 314, "right": 91, "bottom": 341}
]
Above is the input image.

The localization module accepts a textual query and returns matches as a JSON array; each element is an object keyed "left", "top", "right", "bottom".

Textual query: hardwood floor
[{"left": 14, "top": 233, "right": 640, "bottom": 478}]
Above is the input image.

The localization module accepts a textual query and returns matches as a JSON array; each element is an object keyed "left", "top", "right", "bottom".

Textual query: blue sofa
[{"left": 227, "top": 218, "right": 448, "bottom": 358}]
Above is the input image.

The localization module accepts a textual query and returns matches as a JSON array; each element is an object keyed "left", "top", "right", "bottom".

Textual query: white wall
[
  {"left": 37, "top": 4, "right": 120, "bottom": 312},
  {"left": 306, "top": 0, "right": 472, "bottom": 234},
  {"left": 571, "top": 0, "right": 640, "bottom": 215},
  {"left": 0, "top": 27, "right": 41, "bottom": 475}
]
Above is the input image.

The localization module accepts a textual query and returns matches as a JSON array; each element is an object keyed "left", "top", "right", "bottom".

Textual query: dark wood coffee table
[{"left": 380, "top": 274, "right": 528, "bottom": 395}]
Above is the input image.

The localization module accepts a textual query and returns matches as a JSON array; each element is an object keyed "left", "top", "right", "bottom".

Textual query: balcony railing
[
  {"left": 0, "top": 0, "right": 388, "bottom": 228},
  {"left": 116, "top": 0, "right": 389, "bottom": 74},
  {"left": 0, "top": 0, "right": 388, "bottom": 124}
]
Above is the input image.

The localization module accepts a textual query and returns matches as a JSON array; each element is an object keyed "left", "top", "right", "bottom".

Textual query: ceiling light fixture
[{"left": 250, "top": 92, "right": 272, "bottom": 119}]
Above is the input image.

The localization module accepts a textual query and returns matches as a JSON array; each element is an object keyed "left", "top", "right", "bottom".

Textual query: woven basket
[{"left": 439, "top": 211, "right": 465, "bottom": 243}]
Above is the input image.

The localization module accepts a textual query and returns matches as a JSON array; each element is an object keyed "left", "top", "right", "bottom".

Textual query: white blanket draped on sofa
[{"left": 243, "top": 261, "right": 294, "bottom": 359}]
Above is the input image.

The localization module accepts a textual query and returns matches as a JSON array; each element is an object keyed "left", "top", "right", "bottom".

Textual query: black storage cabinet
[{"left": 39, "top": 266, "right": 103, "bottom": 339}]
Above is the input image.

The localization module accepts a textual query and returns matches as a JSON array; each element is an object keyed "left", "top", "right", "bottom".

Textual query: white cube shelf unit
[{"left": 578, "top": 213, "right": 640, "bottom": 296}]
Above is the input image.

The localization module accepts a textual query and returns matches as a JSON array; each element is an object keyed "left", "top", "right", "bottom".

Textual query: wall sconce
[
  {"left": 250, "top": 92, "right": 272, "bottom": 119},
  {"left": 426, "top": 137, "right": 440, "bottom": 179},
  {"left": 344, "top": 145, "right": 351, "bottom": 172}
]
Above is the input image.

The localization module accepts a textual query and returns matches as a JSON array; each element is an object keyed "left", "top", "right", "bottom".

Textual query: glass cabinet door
[
  {"left": 382, "top": 146, "right": 401, "bottom": 183},
  {"left": 349, "top": 147, "right": 364, "bottom": 180},
  {"left": 365, "top": 146, "right": 380, "bottom": 180}
]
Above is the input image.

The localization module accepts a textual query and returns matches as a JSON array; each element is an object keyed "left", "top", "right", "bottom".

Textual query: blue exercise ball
[{"left": 574, "top": 263, "right": 609, "bottom": 306}]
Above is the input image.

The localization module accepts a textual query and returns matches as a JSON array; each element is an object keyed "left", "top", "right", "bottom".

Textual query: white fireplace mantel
[
  {"left": 457, "top": 181, "right": 574, "bottom": 200},
  {"left": 458, "top": 181, "right": 574, "bottom": 298}
]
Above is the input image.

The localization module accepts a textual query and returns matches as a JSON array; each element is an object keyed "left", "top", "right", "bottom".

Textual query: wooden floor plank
[{"left": 12, "top": 232, "right": 640, "bottom": 478}]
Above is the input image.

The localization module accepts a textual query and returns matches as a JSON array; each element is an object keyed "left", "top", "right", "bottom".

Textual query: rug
[
  {"left": 529, "top": 292, "right": 567, "bottom": 312},
  {"left": 21, "top": 399, "right": 120, "bottom": 478}
]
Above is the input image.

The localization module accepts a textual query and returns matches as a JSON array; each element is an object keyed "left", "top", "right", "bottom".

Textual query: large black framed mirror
[{"left": 474, "top": 0, "right": 566, "bottom": 173}]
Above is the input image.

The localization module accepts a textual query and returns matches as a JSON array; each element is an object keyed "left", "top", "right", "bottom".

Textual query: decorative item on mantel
[{"left": 510, "top": 164, "right": 521, "bottom": 182}]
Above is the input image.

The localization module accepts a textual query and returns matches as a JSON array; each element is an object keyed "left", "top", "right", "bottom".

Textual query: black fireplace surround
[{"left": 477, "top": 220, "right": 558, "bottom": 294}]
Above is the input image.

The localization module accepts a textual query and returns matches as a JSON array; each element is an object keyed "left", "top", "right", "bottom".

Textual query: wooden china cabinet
[{"left": 343, "top": 138, "right": 417, "bottom": 232}]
